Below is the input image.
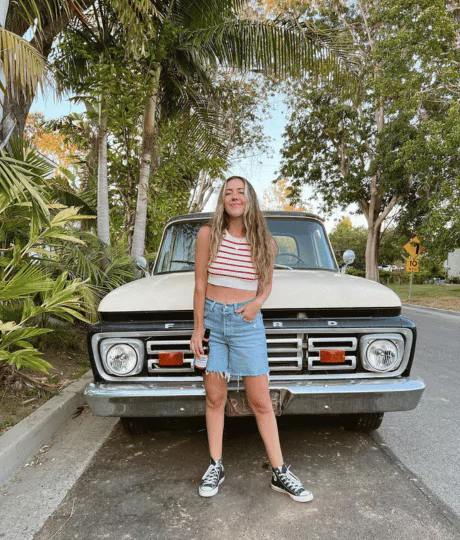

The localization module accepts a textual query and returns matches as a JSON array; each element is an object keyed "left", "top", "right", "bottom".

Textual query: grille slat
[
  {"left": 307, "top": 336, "right": 357, "bottom": 371},
  {"left": 308, "top": 337, "right": 357, "bottom": 351}
]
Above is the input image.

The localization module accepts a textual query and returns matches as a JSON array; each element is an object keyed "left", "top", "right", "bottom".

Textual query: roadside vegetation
[
  {"left": 388, "top": 284, "right": 460, "bottom": 312},
  {"left": 0, "top": 323, "right": 90, "bottom": 435}
]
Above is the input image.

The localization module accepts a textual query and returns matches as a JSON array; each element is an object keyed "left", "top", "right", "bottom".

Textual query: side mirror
[
  {"left": 341, "top": 250, "right": 356, "bottom": 274},
  {"left": 135, "top": 256, "right": 149, "bottom": 277}
]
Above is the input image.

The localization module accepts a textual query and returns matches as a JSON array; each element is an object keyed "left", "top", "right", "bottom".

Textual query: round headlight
[
  {"left": 364, "top": 339, "right": 399, "bottom": 372},
  {"left": 106, "top": 344, "right": 138, "bottom": 375}
]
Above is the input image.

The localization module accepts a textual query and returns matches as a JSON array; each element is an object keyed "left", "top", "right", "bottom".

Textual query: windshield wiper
[
  {"left": 274, "top": 263, "right": 293, "bottom": 270},
  {"left": 171, "top": 259, "right": 195, "bottom": 265}
]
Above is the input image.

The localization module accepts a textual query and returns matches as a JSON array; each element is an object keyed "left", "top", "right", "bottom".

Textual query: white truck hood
[{"left": 98, "top": 270, "right": 401, "bottom": 312}]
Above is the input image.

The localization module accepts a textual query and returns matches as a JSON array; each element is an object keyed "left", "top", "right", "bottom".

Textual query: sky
[{"left": 30, "top": 87, "right": 368, "bottom": 234}]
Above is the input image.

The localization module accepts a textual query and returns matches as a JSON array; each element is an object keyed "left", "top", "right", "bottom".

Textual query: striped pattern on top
[{"left": 207, "top": 230, "right": 259, "bottom": 291}]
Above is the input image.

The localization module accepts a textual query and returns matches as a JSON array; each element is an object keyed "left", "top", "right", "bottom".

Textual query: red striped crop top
[{"left": 207, "top": 229, "right": 259, "bottom": 291}]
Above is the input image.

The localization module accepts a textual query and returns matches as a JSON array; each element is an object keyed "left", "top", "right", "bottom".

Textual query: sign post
[{"left": 404, "top": 237, "right": 424, "bottom": 300}]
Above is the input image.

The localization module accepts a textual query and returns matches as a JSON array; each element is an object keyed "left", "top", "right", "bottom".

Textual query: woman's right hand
[{"left": 190, "top": 328, "right": 208, "bottom": 358}]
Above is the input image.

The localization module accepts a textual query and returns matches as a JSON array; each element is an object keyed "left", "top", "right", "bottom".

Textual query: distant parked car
[{"left": 379, "top": 265, "right": 392, "bottom": 272}]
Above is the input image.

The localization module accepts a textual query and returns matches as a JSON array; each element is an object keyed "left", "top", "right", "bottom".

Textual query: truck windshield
[{"left": 154, "top": 218, "right": 338, "bottom": 274}]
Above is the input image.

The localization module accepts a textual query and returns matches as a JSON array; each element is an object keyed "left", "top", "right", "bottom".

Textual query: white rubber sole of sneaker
[
  {"left": 199, "top": 476, "right": 225, "bottom": 497},
  {"left": 271, "top": 483, "right": 314, "bottom": 502}
]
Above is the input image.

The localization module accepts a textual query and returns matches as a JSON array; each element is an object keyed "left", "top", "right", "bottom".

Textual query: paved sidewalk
[
  {"left": 0, "top": 408, "right": 117, "bottom": 540},
  {"left": 35, "top": 416, "right": 460, "bottom": 540}
]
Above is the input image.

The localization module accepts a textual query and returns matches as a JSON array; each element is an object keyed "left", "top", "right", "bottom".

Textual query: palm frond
[
  {"left": 48, "top": 184, "right": 96, "bottom": 215},
  {"left": 108, "top": 0, "right": 163, "bottom": 58},
  {"left": 171, "top": 0, "right": 245, "bottom": 30},
  {"left": 0, "top": 264, "right": 53, "bottom": 302},
  {"left": 11, "top": 0, "right": 72, "bottom": 35},
  {"left": 0, "top": 152, "right": 50, "bottom": 221},
  {"left": 184, "top": 17, "right": 358, "bottom": 82},
  {"left": 0, "top": 27, "right": 51, "bottom": 104},
  {"left": 159, "top": 75, "right": 227, "bottom": 161}
]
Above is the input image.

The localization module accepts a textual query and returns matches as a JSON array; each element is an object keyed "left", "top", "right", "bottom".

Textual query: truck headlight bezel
[
  {"left": 360, "top": 334, "right": 405, "bottom": 373},
  {"left": 100, "top": 338, "right": 144, "bottom": 376}
]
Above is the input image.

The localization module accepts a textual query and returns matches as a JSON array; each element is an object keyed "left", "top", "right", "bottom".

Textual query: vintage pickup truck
[{"left": 84, "top": 211, "right": 425, "bottom": 434}]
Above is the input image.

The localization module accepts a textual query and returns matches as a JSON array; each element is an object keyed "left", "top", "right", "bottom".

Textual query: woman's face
[{"left": 224, "top": 178, "right": 246, "bottom": 218}]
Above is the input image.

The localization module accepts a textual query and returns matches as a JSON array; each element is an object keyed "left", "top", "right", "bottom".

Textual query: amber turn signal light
[
  {"left": 319, "top": 349, "right": 346, "bottom": 363},
  {"left": 158, "top": 352, "right": 184, "bottom": 366}
]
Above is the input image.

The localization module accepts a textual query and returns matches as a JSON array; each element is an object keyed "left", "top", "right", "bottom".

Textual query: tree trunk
[
  {"left": 97, "top": 92, "right": 110, "bottom": 245},
  {"left": 130, "top": 66, "right": 161, "bottom": 259},
  {"left": 1, "top": 86, "right": 32, "bottom": 145},
  {"left": 365, "top": 225, "right": 380, "bottom": 282},
  {"left": 364, "top": 170, "right": 381, "bottom": 282},
  {"left": 188, "top": 169, "right": 214, "bottom": 213},
  {"left": 126, "top": 209, "right": 134, "bottom": 251},
  {"left": 0, "top": 0, "right": 10, "bottom": 131}
]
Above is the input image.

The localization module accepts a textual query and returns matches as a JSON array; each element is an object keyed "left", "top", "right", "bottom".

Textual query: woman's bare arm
[{"left": 191, "top": 225, "right": 211, "bottom": 357}]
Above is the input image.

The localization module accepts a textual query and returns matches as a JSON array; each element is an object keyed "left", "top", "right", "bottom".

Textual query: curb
[
  {"left": 402, "top": 303, "right": 460, "bottom": 317},
  {"left": 0, "top": 370, "right": 93, "bottom": 486}
]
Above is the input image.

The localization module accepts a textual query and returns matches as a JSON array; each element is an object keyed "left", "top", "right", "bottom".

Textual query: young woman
[{"left": 190, "top": 175, "right": 313, "bottom": 503}]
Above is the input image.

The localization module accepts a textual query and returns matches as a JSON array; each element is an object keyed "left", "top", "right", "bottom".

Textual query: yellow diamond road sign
[{"left": 404, "top": 237, "right": 425, "bottom": 259}]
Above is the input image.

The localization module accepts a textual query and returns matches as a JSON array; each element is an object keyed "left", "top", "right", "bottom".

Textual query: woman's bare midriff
[{"left": 206, "top": 283, "right": 257, "bottom": 304}]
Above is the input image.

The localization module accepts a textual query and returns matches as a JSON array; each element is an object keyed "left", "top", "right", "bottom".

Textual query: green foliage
[
  {"left": 0, "top": 138, "right": 131, "bottom": 373},
  {"left": 345, "top": 267, "right": 365, "bottom": 277},
  {"left": 329, "top": 217, "right": 444, "bottom": 283},
  {"left": 278, "top": 0, "right": 460, "bottom": 272},
  {"left": 329, "top": 220, "right": 367, "bottom": 272},
  {"left": 44, "top": 232, "right": 137, "bottom": 321}
]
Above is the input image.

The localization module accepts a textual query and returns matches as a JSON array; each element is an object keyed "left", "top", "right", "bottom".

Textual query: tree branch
[{"left": 374, "top": 194, "right": 403, "bottom": 230}]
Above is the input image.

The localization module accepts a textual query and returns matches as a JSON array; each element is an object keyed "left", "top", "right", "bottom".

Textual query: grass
[{"left": 387, "top": 283, "right": 460, "bottom": 311}]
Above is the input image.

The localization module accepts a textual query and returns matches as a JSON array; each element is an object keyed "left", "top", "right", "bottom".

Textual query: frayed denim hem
[
  {"left": 204, "top": 371, "right": 270, "bottom": 389},
  {"left": 204, "top": 370, "right": 232, "bottom": 383}
]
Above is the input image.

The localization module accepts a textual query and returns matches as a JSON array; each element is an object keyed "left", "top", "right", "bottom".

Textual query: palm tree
[
  {"left": 48, "top": 0, "right": 163, "bottom": 247},
  {"left": 50, "top": 1, "right": 116, "bottom": 246},
  {"left": 0, "top": 0, "right": 97, "bottom": 144},
  {"left": 114, "top": 0, "right": 357, "bottom": 258}
]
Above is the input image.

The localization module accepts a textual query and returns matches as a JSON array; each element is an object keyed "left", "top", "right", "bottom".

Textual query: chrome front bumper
[{"left": 83, "top": 376, "right": 425, "bottom": 417}]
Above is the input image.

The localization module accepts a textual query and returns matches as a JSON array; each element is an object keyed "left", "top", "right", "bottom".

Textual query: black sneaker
[
  {"left": 199, "top": 457, "right": 225, "bottom": 497},
  {"left": 271, "top": 464, "right": 313, "bottom": 502}
]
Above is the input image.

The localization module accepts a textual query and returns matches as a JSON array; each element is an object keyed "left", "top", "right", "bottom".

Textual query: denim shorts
[{"left": 203, "top": 296, "right": 270, "bottom": 383}]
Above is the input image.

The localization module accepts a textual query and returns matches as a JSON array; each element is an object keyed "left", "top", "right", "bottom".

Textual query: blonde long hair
[{"left": 207, "top": 176, "right": 276, "bottom": 291}]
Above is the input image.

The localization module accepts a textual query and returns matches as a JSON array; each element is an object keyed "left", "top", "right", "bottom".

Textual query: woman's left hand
[{"left": 235, "top": 301, "right": 261, "bottom": 322}]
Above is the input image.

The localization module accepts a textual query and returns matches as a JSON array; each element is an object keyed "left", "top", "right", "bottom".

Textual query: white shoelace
[
  {"left": 278, "top": 465, "right": 306, "bottom": 493},
  {"left": 202, "top": 463, "right": 221, "bottom": 487}
]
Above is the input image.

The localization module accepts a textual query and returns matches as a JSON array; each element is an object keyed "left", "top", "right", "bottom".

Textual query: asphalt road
[
  {"left": 1, "top": 305, "right": 459, "bottom": 540},
  {"left": 372, "top": 306, "right": 460, "bottom": 519}
]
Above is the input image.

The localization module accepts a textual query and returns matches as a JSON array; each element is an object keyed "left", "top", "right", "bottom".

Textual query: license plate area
[{"left": 225, "top": 390, "right": 282, "bottom": 417}]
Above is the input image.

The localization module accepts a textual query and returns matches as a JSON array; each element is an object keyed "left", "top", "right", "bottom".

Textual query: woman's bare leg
[
  {"left": 243, "top": 374, "right": 284, "bottom": 468},
  {"left": 203, "top": 372, "right": 228, "bottom": 461}
]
